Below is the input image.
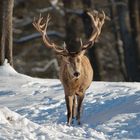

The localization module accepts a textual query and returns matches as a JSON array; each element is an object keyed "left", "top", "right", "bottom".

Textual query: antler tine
[
  {"left": 99, "top": 10, "right": 105, "bottom": 27},
  {"left": 38, "top": 13, "right": 44, "bottom": 25},
  {"left": 33, "top": 17, "right": 38, "bottom": 30},
  {"left": 80, "top": 38, "right": 83, "bottom": 47},
  {"left": 81, "top": 10, "right": 105, "bottom": 50},
  {"left": 43, "top": 14, "right": 51, "bottom": 33},
  {"left": 38, "top": 15, "right": 46, "bottom": 34},
  {"left": 63, "top": 42, "right": 69, "bottom": 54},
  {"left": 33, "top": 13, "right": 68, "bottom": 55},
  {"left": 87, "top": 11, "right": 99, "bottom": 28},
  {"left": 96, "top": 10, "right": 105, "bottom": 37},
  {"left": 102, "top": 10, "right": 105, "bottom": 21},
  {"left": 47, "top": 14, "right": 51, "bottom": 24},
  {"left": 33, "top": 14, "right": 44, "bottom": 34}
]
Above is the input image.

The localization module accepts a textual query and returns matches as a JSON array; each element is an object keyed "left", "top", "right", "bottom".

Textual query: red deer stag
[{"left": 33, "top": 10, "right": 105, "bottom": 125}]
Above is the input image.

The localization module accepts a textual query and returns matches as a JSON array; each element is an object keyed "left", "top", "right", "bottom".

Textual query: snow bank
[
  {"left": 0, "top": 107, "right": 50, "bottom": 140},
  {"left": 0, "top": 60, "right": 140, "bottom": 140},
  {"left": 0, "top": 60, "right": 17, "bottom": 76},
  {"left": 0, "top": 60, "right": 32, "bottom": 80}
]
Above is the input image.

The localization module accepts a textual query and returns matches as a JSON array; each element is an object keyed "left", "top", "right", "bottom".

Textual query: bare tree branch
[
  {"left": 31, "top": 59, "right": 59, "bottom": 72},
  {"left": 14, "top": 31, "right": 65, "bottom": 44}
]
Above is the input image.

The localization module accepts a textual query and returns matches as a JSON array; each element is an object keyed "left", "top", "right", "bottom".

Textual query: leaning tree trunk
[{"left": 116, "top": 0, "right": 139, "bottom": 81}]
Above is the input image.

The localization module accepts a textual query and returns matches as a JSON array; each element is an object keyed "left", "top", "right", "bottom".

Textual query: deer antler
[
  {"left": 33, "top": 14, "right": 68, "bottom": 55},
  {"left": 81, "top": 10, "right": 105, "bottom": 50},
  {"left": 33, "top": 11, "right": 105, "bottom": 55}
]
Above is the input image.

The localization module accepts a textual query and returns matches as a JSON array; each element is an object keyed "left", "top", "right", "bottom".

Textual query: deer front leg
[
  {"left": 76, "top": 94, "right": 84, "bottom": 125},
  {"left": 65, "top": 95, "right": 73, "bottom": 125},
  {"left": 72, "top": 95, "right": 77, "bottom": 124}
]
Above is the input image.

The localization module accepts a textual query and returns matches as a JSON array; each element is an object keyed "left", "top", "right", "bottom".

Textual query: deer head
[{"left": 33, "top": 10, "right": 105, "bottom": 79}]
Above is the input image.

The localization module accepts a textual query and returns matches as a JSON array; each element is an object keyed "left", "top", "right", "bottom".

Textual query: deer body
[
  {"left": 60, "top": 55, "right": 93, "bottom": 124},
  {"left": 33, "top": 10, "right": 105, "bottom": 125}
]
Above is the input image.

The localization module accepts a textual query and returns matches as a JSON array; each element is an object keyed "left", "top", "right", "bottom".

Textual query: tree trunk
[
  {"left": 108, "top": 0, "right": 127, "bottom": 81},
  {"left": 0, "top": 0, "right": 5, "bottom": 65},
  {"left": 116, "top": 0, "right": 139, "bottom": 81},
  {"left": 81, "top": 0, "right": 101, "bottom": 80},
  {"left": 62, "top": 0, "right": 82, "bottom": 53},
  {"left": 3, "top": 0, "right": 14, "bottom": 66},
  {"left": 128, "top": 0, "right": 140, "bottom": 79}
]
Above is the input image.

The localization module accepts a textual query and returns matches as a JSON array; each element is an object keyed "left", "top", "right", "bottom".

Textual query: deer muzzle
[{"left": 73, "top": 71, "right": 80, "bottom": 77}]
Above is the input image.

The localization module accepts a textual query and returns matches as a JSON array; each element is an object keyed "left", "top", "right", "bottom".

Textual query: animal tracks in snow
[{"left": 0, "top": 63, "right": 140, "bottom": 140}]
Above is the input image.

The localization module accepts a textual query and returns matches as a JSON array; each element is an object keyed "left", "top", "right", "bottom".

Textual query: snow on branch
[
  {"left": 14, "top": 31, "right": 65, "bottom": 44},
  {"left": 31, "top": 59, "right": 59, "bottom": 72}
]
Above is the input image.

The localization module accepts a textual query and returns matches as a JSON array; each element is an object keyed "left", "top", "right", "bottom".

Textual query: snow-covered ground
[{"left": 0, "top": 61, "right": 140, "bottom": 140}]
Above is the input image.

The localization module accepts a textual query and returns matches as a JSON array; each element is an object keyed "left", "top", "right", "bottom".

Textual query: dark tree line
[
  {"left": 0, "top": 0, "right": 140, "bottom": 81},
  {"left": 62, "top": 0, "right": 140, "bottom": 81},
  {"left": 116, "top": 0, "right": 140, "bottom": 81}
]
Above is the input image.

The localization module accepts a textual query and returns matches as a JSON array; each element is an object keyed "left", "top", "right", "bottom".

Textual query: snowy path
[{"left": 0, "top": 62, "right": 140, "bottom": 140}]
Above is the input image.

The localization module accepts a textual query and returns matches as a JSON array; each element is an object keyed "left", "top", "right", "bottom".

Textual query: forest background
[{"left": 0, "top": 0, "right": 140, "bottom": 82}]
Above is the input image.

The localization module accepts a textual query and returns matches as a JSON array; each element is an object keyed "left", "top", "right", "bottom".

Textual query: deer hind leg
[
  {"left": 65, "top": 95, "right": 73, "bottom": 125},
  {"left": 76, "top": 94, "right": 84, "bottom": 125}
]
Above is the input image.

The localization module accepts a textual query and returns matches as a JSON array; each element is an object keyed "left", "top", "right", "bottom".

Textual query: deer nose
[{"left": 74, "top": 72, "right": 80, "bottom": 77}]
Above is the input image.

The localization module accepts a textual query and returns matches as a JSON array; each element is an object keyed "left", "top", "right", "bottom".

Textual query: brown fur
[{"left": 59, "top": 53, "right": 93, "bottom": 125}]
